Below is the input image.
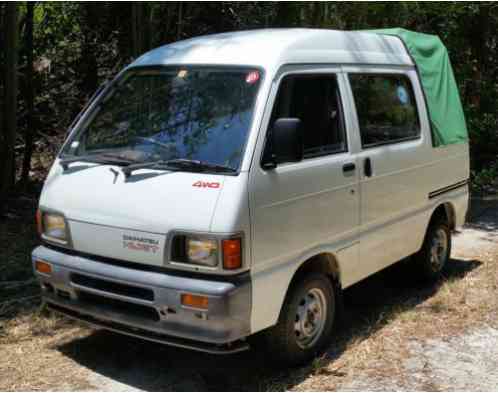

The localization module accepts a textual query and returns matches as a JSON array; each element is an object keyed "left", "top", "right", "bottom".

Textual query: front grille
[
  {"left": 71, "top": 273, "right": 154, "bottom": 301},
  {"left": 77, "top": 291, "right": 160, "bottom": 322}
]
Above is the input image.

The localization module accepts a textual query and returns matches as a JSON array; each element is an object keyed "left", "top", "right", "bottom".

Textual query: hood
[{"left": 40, "top": 162, "right": 226, "bottom": 266}]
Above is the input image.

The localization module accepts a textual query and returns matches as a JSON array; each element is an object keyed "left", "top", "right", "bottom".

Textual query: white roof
[{"left": 129, "top": 29, "right": 413, "bottom": 73}]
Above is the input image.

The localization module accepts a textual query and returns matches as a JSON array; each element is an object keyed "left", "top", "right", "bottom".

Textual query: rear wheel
[
  {"left": 261, "top": 273, "right": 335, "bottom": 366},
  {"left": 415, "top": 219, "right": 451, "bottom": 280}
]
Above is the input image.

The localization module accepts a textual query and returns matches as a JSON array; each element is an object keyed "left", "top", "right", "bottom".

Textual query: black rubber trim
[
  {"left": 429, "top": 179, "right": 469, "bottom": 199},
  {"left": 76, "top": 291, "right": 159, "bottom": 322},
  {"left": 47, "top": 302, "right": 250, "bottom": 355},
  {"left": 71, "top": 273, "right": 154, "bottom": 301},
  {"left": 42, "top": 242, "right": 251, "bottom": 285},
  {"left": 361, "top": 134, "right": 421, "bottom": 149}
]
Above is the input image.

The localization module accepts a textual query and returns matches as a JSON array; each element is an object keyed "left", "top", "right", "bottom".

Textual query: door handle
[
  {"left": 342, "top": 163, "right": 356, "bottom": 174},
  {"left": 364, "top": 157, "right": 372, "bottom": 177}
]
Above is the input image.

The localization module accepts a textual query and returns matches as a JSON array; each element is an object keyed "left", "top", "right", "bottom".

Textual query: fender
[{"left": 250, "top": 241, "right": 354, "bottom": 333}]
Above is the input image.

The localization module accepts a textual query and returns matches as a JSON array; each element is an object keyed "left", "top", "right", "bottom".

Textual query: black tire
[
  {"left": 260, "top": 273, "right": 335, "bottom": 367},
  {"left": 415, "top": 218, "right": 451, "bottom": 281}
]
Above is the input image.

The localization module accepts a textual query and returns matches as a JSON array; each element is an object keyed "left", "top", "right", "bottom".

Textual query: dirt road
[{"left": 1, "top": 199, "right": 498, "bottom": 391}]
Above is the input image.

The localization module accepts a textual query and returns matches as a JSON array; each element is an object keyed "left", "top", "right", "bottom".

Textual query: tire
[
  {"left": 415, "top": 218, "right": 451, "bottom": 281},
  {"left": 260, "top": 273, "right": 335, "bottom": 367}
]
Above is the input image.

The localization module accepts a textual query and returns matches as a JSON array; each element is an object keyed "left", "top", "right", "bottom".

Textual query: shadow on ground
[
  {"left": 467, "top": 196, "right": 498, "bottom": 234},
  {"left": 55, "top": 256, "right": 481, "bottom": 391}
]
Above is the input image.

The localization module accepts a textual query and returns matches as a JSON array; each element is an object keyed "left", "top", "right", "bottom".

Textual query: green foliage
[
  {"left": 471, "top": 165, "right": 498, "bottom": 194},
  {"left": 468, "top": 111, "right": 498, "bottom": 170},
  {"left": 1, "top": 2, "right": 498, "bottom": 194}
]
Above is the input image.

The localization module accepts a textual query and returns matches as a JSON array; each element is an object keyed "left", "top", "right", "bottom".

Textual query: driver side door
[{"left": 248, "top": 67, "right": 361, "bottom": 330}]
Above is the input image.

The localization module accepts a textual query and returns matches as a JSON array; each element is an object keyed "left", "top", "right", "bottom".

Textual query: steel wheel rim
[
  {"left": 294, "top": 287, "right": 327, "bottom": 349},
  {"left": 430, "top": 228, "right": 448, "bottom": 272}
]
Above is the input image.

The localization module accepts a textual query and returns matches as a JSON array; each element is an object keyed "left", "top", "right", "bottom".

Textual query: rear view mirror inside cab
[{"left": 262, "top": 118, "right": 303, "bottom": 169}]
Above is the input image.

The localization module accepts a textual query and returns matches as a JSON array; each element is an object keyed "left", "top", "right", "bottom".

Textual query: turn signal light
[
  {"left": 35, "top": 260, "right": 52, "bottom": 275},
  {"left": 181, "top": 293, "right": 209, "bottom": 310},
  {"left": 222, "top": 238, "right": 242, "bottom": 270}
]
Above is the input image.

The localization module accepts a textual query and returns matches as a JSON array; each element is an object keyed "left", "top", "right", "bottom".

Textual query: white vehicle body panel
[
  {"left": 41, "top": 164, "right": 224, "bottom": 234},
  {"left": 36, "top": 29, "right": 470, "bottom": 340},
  {"left": 40, "top": 164, "right": 230, "bottom": 267}
]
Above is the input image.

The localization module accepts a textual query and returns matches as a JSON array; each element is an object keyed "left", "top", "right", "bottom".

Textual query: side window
[
  {"left": 269, "top": 74, "right": 347, "bottom": 159},
  {"left": 349, "top": 74, "right": 420, "bottom": 147}
]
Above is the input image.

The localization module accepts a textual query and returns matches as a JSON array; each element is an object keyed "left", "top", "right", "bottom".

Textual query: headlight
[
  {"left": 171, "top": 234, "right": 243, "bottom": 270},
  {"left": 185, "top": 236, "right": 218, "bottom": 267},
  {"left": 37, "top": 210, "right": 68, "bottom": 244}
]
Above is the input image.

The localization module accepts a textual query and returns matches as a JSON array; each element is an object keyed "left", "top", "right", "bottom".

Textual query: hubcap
[
  {"left": 294, "top": 288, "right": 327, "bottom": 349},
  {"left": 430, "top": 228, "right": 448, "bottom": 272}
]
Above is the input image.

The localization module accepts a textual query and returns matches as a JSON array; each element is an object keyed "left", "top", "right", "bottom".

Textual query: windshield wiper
[
  {"left": 121, "top": 158, "right": 236, "bottom": 179},
  {"left": 165, "top": 159, "right": 237, "bottom": 173},
  {"left": 59, "top": 153, "right": 137, "bottom": 170}
]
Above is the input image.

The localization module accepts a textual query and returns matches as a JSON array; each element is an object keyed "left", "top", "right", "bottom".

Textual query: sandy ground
[{"left": 1, "top": 198, "right": 498, "bottom": 391}]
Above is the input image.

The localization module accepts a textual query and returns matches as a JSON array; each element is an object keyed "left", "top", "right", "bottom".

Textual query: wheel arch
[
  {"left": 279, "top": 252, "right": 342, "bottom": 319},
  {"left": 431, "top": 202, "right": 457, "bottom": 230},
  {"left": 289, "top": 252, "right": 341, "bottom": 288}
]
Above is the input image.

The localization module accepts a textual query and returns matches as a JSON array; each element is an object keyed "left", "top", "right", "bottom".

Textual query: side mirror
[{"left": 263, "top": 118, "right": 303, "bottom": 169}]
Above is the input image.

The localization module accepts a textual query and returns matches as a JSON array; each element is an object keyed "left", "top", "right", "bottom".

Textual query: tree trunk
[
  {"left": 21, "top": 2, "right": 35, "bottom": 187},
  {"left": 161, "top": 3, "right": 175, "bottom": 44},
  {"left": 311, "top": 2, "right": 323, "bottom": 27},
  {"left": 0, "top": 6, "right": 3, "bottom": 172},
  {"left": 273, "top": 2, "right": 299, "bottom": 27},
  {"left": 0, "top": 3, "right": 19, "bottom": 209},
  {"left": 469, "top": 4, "right": 491, "bottom": 110},
  {"left": 147, "top": 3, "right": 154, "bottom": 50},
  {"left": 80, "top": 3, "right": 99, "bottom": 95},
  {"left": 323, "top": 3, "right": 329, "bottom": 26},
  {"left": 132, "top": 2, "right": 146, "bottom": 57},
  {"left": 176, "top": 2, "right": 183, "bottom": 40},
  {"left": 132, "top": 3, "right": 138, "bottom": 56}
]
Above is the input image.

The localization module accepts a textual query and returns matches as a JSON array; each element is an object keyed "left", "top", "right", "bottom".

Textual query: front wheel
[
  {"left": 415, "top": 219, "right": 451, "bottom": 281},
  {"left": 260, "top": 273, "right": 335, "bottom": 366}
]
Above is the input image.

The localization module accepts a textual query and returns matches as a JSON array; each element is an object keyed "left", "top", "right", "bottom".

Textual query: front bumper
[{"left": 32, "top": 246, "right": 251, "bottom": 354}]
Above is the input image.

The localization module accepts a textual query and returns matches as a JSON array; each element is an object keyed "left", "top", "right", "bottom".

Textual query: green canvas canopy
[{"left": 371, "top": 28, "right": 468, "bottom": 147}]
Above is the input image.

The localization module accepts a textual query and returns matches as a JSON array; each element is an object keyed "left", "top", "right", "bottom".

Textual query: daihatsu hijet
[{"left": 33, "top": 28, "right": 469, "bottom": 365}]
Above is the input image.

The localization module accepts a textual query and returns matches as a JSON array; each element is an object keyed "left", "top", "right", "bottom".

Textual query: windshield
[{"left": 63, "top": 66, "right": 263, "bottom": 170}]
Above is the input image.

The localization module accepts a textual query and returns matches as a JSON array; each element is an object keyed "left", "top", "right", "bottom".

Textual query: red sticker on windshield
[{"left": 246, "top": 71, "right": 260, "bottom": 84}]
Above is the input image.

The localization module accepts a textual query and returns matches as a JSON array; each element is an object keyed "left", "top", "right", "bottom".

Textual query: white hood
[{"left": 40, "top": 163, "right": 227, "bottom": 266}]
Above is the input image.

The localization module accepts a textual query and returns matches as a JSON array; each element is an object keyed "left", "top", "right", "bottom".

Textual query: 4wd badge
[{"left": 192, "top": 181, "right": 220, "bottom": 189}]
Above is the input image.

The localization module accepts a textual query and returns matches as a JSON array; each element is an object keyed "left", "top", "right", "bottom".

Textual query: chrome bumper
[{"left": 32, "top": 246, "right": 251, "bottom": 354}]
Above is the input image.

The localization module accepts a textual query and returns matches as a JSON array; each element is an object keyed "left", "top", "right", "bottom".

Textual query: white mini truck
[{"left": 33, "top": 28, "right": 469, "bottom": 364}]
